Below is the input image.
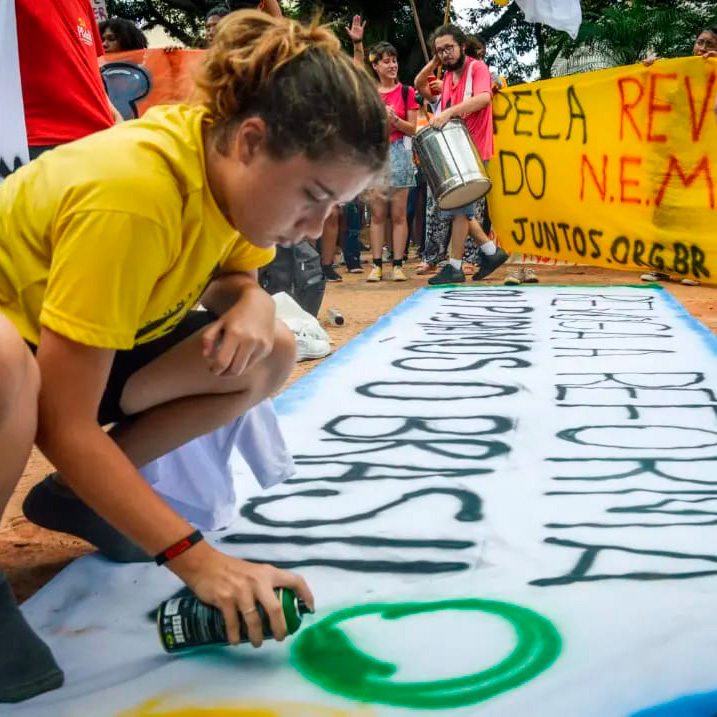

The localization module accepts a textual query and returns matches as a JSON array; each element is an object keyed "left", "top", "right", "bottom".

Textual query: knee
[
  {"left": 270, "top": 320, "right": 297, "bottom": 382},
  {"left": 371, "top": 203, "right": 387, "bottom": 225},
  {"left": 0, "top": 316, "right": 39, "bottom": 421},
  {"left": 390, "top": 206, "right": 407, "bottom": 225},
  {"left": 452, "top": 215, "right": 468, "bottom": 233},
  {"left": 248, "top": 320, "right": 296, "bottom": 398}
]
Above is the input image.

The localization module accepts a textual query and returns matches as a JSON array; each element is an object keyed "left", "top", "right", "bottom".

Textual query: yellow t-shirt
[{"left": 0, "top": 104, "right": 275, "bottom": 349}]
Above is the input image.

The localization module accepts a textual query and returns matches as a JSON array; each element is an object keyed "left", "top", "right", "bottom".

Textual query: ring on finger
[{"left": 243, "top": 607, "right": 258, "bottom": 617}]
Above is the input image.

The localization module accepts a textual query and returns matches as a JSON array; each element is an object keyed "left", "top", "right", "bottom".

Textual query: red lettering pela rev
[{"left": 618, "top": 70, "right": 716, "bottom": 143}]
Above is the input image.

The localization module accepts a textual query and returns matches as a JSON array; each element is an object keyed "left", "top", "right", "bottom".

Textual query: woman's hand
[
  {"left": 170, "top": 542, "right": 314, "bottom": 647},
  {"left": 387, "top": 106, "right": 399, "bottom": 127},
  {"left": 345, "top": 14, "right": 366, "bottom": 43},
  {"left": 201, "top": 286, "right": 276, "bottom": 376}
]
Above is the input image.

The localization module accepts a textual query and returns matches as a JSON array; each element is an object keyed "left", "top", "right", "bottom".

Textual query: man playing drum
[{"left": 416, "top": 24, "right": 508, "bottom": 285}]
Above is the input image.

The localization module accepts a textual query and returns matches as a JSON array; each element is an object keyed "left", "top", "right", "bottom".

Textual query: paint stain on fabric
[
  {"left": 117, "top": 697, "right": 374, "bottom": 717},
  {"left": 291, "top": 599, "right": 561, "bottom": 709},
  {"left": 630, "top": 689, "right": 717, "bottom": 716}
]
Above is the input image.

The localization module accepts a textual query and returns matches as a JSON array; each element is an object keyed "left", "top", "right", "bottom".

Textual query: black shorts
[{"left": 28, "top": 310, "right": 216, "bottom": 425}]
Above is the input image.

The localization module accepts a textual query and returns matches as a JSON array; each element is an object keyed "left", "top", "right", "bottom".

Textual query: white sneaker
[
  {"left": 640, "top": 272, "right": 669, "bottom": 282},
  {"left": 295, "top": 323, "right": 331, "bottom": 361}
]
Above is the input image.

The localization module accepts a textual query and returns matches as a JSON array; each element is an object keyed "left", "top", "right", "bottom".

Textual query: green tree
[
  {"left": 462, "top": 1, "right": 538, "bottom": 84},
  {"left": 542, "top": 0, "right": 717, "bottom": 79},
  {"left": 106, "top": 0, "right": 211, "bottom": 46},
  {"left": 107, "top": 0, "right": 525, "bottom": 83}
]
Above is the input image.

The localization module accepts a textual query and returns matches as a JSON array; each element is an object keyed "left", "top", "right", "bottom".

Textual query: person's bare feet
[{"left": 415, "top": 262, "right": 437, "bottom": 275}]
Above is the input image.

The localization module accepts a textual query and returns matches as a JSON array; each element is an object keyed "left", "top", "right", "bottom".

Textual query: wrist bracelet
[{"left": 155, "top": 530, "right": 204, "bottom": 566}]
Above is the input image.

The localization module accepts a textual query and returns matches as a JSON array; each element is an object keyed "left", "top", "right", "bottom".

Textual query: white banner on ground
[
  {"left": 11, "top": 286, "right": 717, "bottom": 717},
  {"left": 0, "top": 0, "right": 28, "bottom": 181}
]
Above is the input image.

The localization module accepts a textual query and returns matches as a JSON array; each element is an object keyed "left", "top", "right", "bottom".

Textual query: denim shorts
[
  {"left": 439, "top": 202, "right": 477, "bottom": 220},
  {"left": 438, "top": 159, "right": 489, "bottom": 220},
  {"left": 26, "top": 310, "right": 216, "bottom": 425},
  {"left": 388, "top": 139, "right": 416, "bottom": 189}
]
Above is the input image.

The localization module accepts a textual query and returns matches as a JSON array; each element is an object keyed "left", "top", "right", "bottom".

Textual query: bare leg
[
  {"left": 319, "top": 206, "right": 342, "bottom": 282},
  {"left": 390, "top": 188, "right": 409, "bottom": 263},
  {"left": 384, "top": 215, "right": 392, "bottom": 258},
  {"left": 23, "top": 321, "right": 296, "bottom": 561},
  {"left": 450, "top": 214, "right": 469, "bottom": 261},
  {"left": 0, "top": 322, "right": 38, "bottom": 514},
  {"left": 468, "top": 217, "right": 490, "bottom": 247},
  {"left": 0, "top": 314, "right": 64, "bottom": 702},
  {"left": 367, "top": 191, "right": 387, "bottom": 282},
  {"left": 368, "top": 191, "right": 387, "bottom": 262},
  {"left": 320, "top": 207, "right": 340, "bottom": 266},
  {"left": 111, "top": 320, "right": 296, "bottom": 468}
]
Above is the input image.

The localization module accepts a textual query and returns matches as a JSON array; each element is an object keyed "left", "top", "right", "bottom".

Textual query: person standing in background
[
  {"left": 100, "top": 17, "right": 148, "bottom": 52},
  {"left": 348, "top": 16, "right": 419, "bottom": 283},
  {"left": 15, "top": 0, "right": 120, "bottom": 162},
  {"left": 639, "top": 26, "right": 717, "bottom": 287},
  {"left": 205, "top": 5, "right": 231, "bottom": 46},
  {"left": 416, "top": 24, "right": 508, "bottom": 285}
]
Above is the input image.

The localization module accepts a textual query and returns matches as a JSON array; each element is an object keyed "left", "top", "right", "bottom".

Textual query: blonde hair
[{"left": 196, "top": 11, "right": 388, "bottom": 170}]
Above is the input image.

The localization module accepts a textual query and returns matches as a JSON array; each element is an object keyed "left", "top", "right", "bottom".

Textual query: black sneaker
[
  {"left": 472, "top": 248, "right": 509, "bottom": 280},
  {"left": 0, "top": 575, "right": 64, "bottom": 703},
  {"left": 428, "top": 263, "right": 466, "bottom": 285},
  {"left": 23, "top": 474, "right": 151, "bottom": 563},
  {"left": 322, "top": 264, "right": 343, "bottom": 282},
  {"left": 345, "top": 256, "right": 363, "bottom": 273}
]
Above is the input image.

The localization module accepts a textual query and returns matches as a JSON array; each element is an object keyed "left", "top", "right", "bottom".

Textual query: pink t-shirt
[
  {"left": 380, "top": 84, "right": 419, "bottom": 143},
  {"left": 441, "top": 57, "right": 493, "bottom": 161}
]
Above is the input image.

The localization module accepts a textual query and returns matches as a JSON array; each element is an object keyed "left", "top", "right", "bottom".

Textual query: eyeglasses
[{"left": 435, "top": 45, "right": 457, "bottom": 57}]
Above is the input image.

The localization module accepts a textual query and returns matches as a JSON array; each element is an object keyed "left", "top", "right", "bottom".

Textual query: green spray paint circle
[{"left": 291, "top": 599, "right": 561, "bottom": 709}]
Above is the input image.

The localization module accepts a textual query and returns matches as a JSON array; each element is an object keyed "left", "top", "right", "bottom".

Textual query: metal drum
[{"left": 413, "top": 119, "right": 491, "bottom": 210}]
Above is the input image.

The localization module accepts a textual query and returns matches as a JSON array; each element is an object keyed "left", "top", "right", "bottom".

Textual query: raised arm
[
  {"left": 415, "top": 55, "right": 441, "bottom": 101},
  {"left": 262, "top": 0, "right": 283, "bottom": 18},
  {"left": 345, "top": 14, "right": 366, "bottom": 67}
]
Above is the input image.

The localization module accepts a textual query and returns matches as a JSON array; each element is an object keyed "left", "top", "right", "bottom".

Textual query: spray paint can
[
  {"left": 157, "top": 588, "right": 311, "bottom": 653},
  {"left": 327, "top": 307, "right": 344, "bottom": 326}
]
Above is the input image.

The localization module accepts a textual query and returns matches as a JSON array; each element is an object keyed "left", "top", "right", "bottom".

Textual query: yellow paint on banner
[
  {"left": 489, "top": 56, "right": 717, "bottom": 283},
  {"left": 117, "top": 696, "right": 375, "bottom": 717}
]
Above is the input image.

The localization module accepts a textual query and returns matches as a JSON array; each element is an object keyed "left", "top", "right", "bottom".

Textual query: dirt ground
[{"left": 2, "top": 258, "right": 716, "bottom": 604}]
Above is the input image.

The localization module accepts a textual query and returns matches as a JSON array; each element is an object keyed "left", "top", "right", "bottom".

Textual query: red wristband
[{"left": 155, "top": 530, "right": 204, "bottom": 566}]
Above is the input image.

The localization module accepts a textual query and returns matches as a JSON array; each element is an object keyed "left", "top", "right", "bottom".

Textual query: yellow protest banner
[{"left": 489, "top": 56, "right": 717, "bottom": 284}]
